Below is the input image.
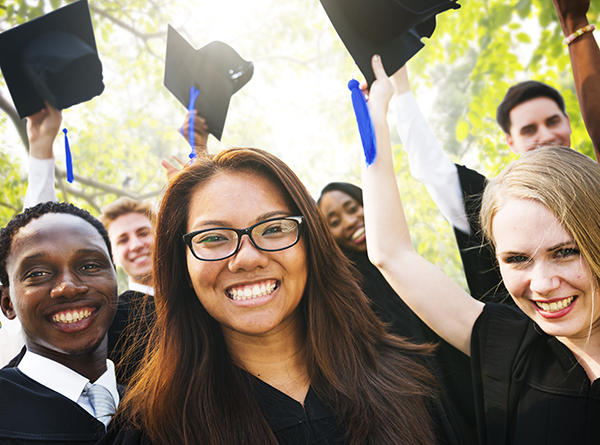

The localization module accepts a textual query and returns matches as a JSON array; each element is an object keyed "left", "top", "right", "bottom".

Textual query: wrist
[
  {"left": 562, "top": 16, "right": 590, "bottom": 36},
  {"left": 29, "top": 142, "right": 55, "bottom": 160},
  {"left": 369, "top": 107, "right": 389, "bottom": 123}
]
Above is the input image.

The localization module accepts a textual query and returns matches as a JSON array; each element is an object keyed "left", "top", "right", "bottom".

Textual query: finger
[
  {"left": 371, "top": 54, "right": 388, "bottom": 80},
  {"left": 43, "top": 100, "right": 61, "bottom": 117},
  {"left": 160, "top": 159, "right": 180, "bottom": 178},
  {"left": 194, "top": 115, "right": 208, "bottom": 128},
  {"left": 170, "top": 154, "right": 187, "bottom": 167}
]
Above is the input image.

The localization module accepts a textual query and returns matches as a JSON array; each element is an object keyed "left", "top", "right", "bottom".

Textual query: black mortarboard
[
  {"left": 164, "top": 25, "right": 254, "bottom": 141},
  {"left": 0, "top": 0, "right": 104, "bottom": 119},
  {"left": 320, "top": 0, "right": 460, "bottom": 85}
]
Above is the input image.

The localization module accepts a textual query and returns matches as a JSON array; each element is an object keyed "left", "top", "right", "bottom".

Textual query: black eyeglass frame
[{"left": 182, "top": 216, "right": 304, "bottom": 262}]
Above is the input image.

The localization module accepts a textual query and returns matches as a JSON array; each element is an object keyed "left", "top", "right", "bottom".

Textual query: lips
[
  {"left": 227, "top": 280, "right": 277, "bottom": 301},
  {"left": 48, "top": 307, "right": 98, "bottom": 332},
  {"left": 130, "top": 253, "right": 150, "bottom": 265},
  {"left": 533, "top": 296, "right": 577, "bottom": 319}
]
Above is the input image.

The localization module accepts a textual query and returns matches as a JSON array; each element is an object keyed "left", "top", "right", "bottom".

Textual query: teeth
[
  {"left": 52, "top": 309, "right": 92, "bottom": 324},
  {"left": 228, "top": 282, "right": 277, "bottom": 301},
  {"left": 351, "top": 227, "right": 365, "bottom": 241},
  {"left": 535, "top": 296, "right": 574, "bottom": 313}
]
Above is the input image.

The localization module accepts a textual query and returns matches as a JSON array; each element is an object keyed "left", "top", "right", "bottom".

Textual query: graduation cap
[
  {"left": 0, "top": 0, "right": 104, "bottom": 119},
  {"left": 164, "top": 25, "right": 254, "bottom": 141},
  {"left": 320, "top": 0, "right": 460, "bottom": 85}
]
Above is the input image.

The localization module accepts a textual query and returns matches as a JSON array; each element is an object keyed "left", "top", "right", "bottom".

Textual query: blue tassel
[
  {"left": 348, "top": 79, "right": 376, "bottom": 166},
  {"left": 63, "top": 128, "right": 74, "bottom": 183},
  {"left": 187, "top": 86, "right": 201, "bottom": 160}
]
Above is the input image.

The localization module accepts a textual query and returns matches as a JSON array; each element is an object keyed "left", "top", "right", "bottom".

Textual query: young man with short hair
[{"left": 0, "top": 202, "right": 120, "bottom": 442}]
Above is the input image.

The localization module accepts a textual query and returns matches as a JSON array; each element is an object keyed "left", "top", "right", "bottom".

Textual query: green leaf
[
  {"left": 516, "top": 32, "right": 531, "bottom": 43},
  {"left": 456, "top": 120, "right": 470, "bottom": 142}
]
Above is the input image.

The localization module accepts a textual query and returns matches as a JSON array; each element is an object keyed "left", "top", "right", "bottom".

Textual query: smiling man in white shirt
[{"left": 0, "top": 201, "right": 120, "bottom": 442}]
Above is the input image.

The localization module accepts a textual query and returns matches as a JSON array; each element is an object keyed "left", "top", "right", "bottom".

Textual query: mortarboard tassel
[
  {"left": 187, "top": 85, "right": 201, "bottom": 160},
  {"left": 63, "top": 128, "right": 74, "bottom": 183},
  {"left": 348, "top": 79, "right": 376, "bottom": 166}
]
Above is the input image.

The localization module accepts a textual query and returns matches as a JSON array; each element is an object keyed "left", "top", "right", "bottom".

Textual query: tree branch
[
  {"left": 55, "top": 168, "right": 162, "bottom": 199},
  {"left": 87, "top": 3, "right": 166, "bottom": 42},
  {"left": 0, "top": 201, "right": 19, "bottom": 212},
  {"left": 0, "top": 91, "right": 29, "bottom": 152}
]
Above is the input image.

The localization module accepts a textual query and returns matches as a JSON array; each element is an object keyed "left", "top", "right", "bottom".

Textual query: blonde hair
[
  {"left": 98, "top": 197, "right": 154, "bottom": 230},
  {"left": 481, "top": 145, "right": 600, "bottom": 287}
]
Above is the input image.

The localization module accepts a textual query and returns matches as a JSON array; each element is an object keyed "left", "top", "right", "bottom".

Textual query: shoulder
[
  {"left": 0, "top": 368, "right": 104, "bottom": 441},
  {"left": 472, "top": 304, "right": 534, "bottom": 359},
  {"left": 99, "top": 424, "right": 148, "bottom": 445},
  {"left": 455, "top": 164, "right": 487, "bottom": 195}
]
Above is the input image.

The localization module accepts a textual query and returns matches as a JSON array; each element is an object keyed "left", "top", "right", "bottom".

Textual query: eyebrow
[
  {"left": 326, "top": 198, "right": 356, "bottom": 219},
  {"left": 547, "top": 241, "right": 576, "bottom": 251},
  {"left": 498, "top": 241, "right": 576, "bottom": 257},
  {"left": 192, "top": 211, "right": 293, "bottom": 230},
  {"left": 519, "top": 123, "right": 536, "bottom": 134},
  {"left": 19, "top": 252, "right": 47, "bottom": 262}
]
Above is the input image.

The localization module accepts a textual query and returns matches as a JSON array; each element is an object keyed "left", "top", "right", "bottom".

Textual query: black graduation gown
[
  {"left": 454, "top": 164, "right": 511, "bottom": 304},
  {"left": 107, "top": 290, "right": 155, "bottom": 385},
  {"left": 344, "top": 249, "right": 478, "bottom": 445},
  {"left": 471, "top": 304, "right": 600, "bottom": 445},
  {"left": 0, "top": 367, "right": 106, "bottom": 445}
]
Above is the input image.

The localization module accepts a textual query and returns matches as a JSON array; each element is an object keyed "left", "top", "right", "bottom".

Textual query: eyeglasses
[{"left": 183, "top": 216, "right": 304, "bottom": 261}]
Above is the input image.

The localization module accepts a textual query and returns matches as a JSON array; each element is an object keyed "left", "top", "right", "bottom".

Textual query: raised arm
[
  {"left": 162, "top": 111, "right": 211, "bottom": 179},
  {"left": 552, "top": 0, "right": 600, "bottom": 159},
  {"left": 23, "top": 102, "right": 61, "bottom": 209},
  {"left": 391, "top": 66, "right": 470, "bottom": 234},
  {"left": 361, "top": 55, "right": 484, "bottom": 355}
]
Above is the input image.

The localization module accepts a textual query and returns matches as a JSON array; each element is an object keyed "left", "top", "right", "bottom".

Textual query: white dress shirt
[
  {"left": 23, "top": 156, "right": 59, "bottom": 210},
  {"left": 18, "top": 349, "right": 120, "bottom": 418},
  {"left": 128, "top": 281, "right": 154, "bottom": 296},
  {"left": 394, "top": 91, "right": 472, "bottom": 235}
]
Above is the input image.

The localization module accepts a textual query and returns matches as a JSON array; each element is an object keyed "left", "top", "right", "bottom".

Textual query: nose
[
  {"left": 529, "top": 261, "right": 560, "bottom": 296},
  {"left": 341, "top": 213, "right": 358, "bottom": 232},
  {"left": 536, "top": 125, "right": 558, "bottom": 144},
  {"left": 129, "top": 235, "right": 145, "bottom": 250},
  {"left": 228, "top": 235, "right": 269, "bottom": 273},
  {"left": 50, "top": 271, "right": 89, "bottom": 299}
]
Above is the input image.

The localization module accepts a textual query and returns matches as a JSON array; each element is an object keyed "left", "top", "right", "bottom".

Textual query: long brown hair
[{"left": 119, "top": 148, "right": 438, "bottom": 445}]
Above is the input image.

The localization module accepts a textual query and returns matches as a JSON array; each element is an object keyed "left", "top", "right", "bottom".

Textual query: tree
[{"left": 1, "top": 0, "right": 597, "bottom": 289}]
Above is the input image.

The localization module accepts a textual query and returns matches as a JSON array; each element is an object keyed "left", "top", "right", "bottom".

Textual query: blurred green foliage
[{"left": 1, "top": 0, "right": 597, "bottom": 292}]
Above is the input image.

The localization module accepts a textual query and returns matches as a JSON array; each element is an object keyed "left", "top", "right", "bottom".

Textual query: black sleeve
[
  {"left": 470, "top": 304, "right": 536, "bottom": 445},
  {"left": 454, "top": 164, "right": 511, "bottom": 304}
]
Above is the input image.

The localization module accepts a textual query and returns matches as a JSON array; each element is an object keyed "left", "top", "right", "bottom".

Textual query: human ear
[
  {"left": 0, "top": 286, "right": 17, "bottom": 320},
  {"left": 505, "top": 132, "right": 515, "bottom": 151}
]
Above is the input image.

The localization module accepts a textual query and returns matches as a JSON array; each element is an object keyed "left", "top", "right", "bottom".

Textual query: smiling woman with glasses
[{"left": 106, "top": 147, "right": 456, "bottom": 445}]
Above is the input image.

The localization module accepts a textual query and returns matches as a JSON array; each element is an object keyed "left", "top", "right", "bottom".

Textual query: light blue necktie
[{"left": 84, "top": 382, "right": 116, "bottom": 428}]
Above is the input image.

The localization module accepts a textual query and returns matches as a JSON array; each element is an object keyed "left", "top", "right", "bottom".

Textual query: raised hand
[{"left": 26, "top": 101, "right": 62, "bottom": 159}]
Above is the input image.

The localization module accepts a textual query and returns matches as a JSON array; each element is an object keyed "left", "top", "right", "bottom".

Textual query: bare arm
[
  {"left": 362, "top": 55, "right": 484, "bottom": 355},
  {"left": 552, "top": 0, "right": 600, "bottom": 159},
  {"left": 162, "top": 111, "right": 211, "bottom": 180}
]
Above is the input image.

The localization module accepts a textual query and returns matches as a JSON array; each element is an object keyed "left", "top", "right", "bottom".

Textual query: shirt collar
[
  {"left": 17, "top": 349, "right": 120, "bottom": 407},
  {"left": 128, "top": 281, "right": 155, "bottom": 296}
]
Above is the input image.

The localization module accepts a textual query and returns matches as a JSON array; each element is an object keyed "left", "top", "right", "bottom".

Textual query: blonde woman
[{"left": 362, "top": 55, "right": 600, "bottom": 444}]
